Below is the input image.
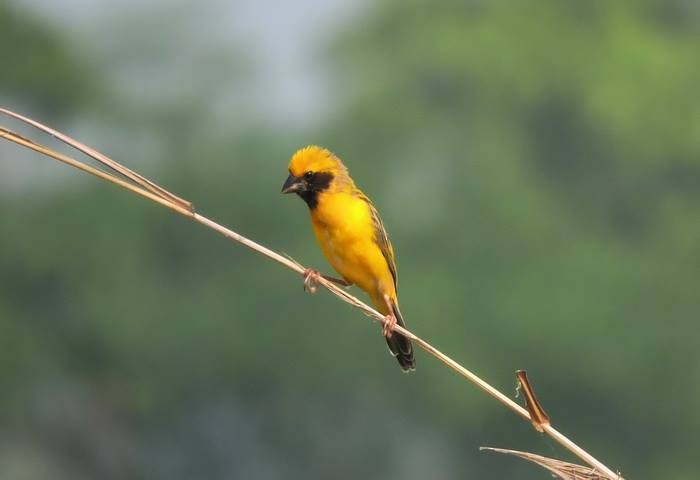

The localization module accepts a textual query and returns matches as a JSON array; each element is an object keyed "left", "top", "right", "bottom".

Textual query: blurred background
[{"left": 1, "top": 0, "right": 699, "bottom": 478}]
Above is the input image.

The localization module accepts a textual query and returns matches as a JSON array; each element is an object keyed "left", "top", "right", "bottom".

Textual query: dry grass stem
[
  {"left": 517, "top": 370, "right": 551, "bottom": 432},
  {"left": 0, "top": 108, "right": 622, "bottom": 479},
  {"left": 0, "top": 108, "right": 193, "bottom": 212},
  {"left": 481, "top": 447, "right": 620, "bottom": 480}
]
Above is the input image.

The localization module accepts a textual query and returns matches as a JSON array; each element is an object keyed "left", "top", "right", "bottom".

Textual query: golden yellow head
[
  {"left": 287, "top": 145, "right": 342, "bottom": 177},
  {"left": 281, "top": 145, "right": 350, "bottom": 208}
]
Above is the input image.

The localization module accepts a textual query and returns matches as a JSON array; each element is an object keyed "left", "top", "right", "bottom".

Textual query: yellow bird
[{"left": 281, "top": 145, "right": 415, "bottom": 372}]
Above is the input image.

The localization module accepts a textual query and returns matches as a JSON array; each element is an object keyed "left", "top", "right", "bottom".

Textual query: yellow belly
[{"left": 309, "top": 192, "right": 396, "bottom": 311}]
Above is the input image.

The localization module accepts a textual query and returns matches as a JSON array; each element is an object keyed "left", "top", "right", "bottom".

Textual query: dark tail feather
[{"left": 385, "top": 301, "right": 415, "bottom": 372}]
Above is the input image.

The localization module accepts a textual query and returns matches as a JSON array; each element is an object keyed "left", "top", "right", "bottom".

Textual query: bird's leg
[
  {"left": 303, "top": 268, "right": 352, "bottom": 294},
  {"left": 303, "top": 268, "right": 321, "bottom": 293},
  {"left": 325, "top": 275, "right": 352, "bottom": 287},
  {"left": 382, "top": 294, "right": 397, "bottom": 338}
]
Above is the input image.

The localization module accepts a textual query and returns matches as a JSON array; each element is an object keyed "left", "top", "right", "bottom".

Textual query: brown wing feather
[
  {"left": 355, "top": 190, "right": 414, "bottom": 371},
  {"left": 355, "top": 191, "right": 398, "bottom": 291}
]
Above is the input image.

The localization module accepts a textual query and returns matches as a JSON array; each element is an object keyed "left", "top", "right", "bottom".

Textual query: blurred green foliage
[
  {"left": 1, "top": 0, "right": 699, "bottom": 479},
  {"left": 0, "top": 2, "right": 101, "bottom": 114}
]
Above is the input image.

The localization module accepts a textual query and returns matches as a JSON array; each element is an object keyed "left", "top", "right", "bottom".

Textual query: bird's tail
[{"left": 385, "top": 300, "right": 416, "bottom": 372}]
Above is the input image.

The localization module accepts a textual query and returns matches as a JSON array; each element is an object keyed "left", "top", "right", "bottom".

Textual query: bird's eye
[{"left": 304, "top": 171, "right": 314, "bottom": 180}]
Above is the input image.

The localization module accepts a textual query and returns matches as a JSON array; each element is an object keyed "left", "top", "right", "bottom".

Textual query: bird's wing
[{"left": 356, "top": 191, "right": 398, "bottom": 290}]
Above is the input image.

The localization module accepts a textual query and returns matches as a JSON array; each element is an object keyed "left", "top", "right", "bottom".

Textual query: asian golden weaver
[{"left": 281, "top": 146, "right": 415, "bottom": 372}]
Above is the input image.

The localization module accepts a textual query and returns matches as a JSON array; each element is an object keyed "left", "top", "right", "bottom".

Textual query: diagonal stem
[{"left": 0, "top": 108, "right": 621, "bottom": 479}]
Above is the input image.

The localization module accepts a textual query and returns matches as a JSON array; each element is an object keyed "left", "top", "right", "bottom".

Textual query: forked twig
[
  {"left": 1, "top": 109, "right": 193, "bottom": 213},
  {"left": 0, "top": 108, "right": 622, "bottom": 479}
]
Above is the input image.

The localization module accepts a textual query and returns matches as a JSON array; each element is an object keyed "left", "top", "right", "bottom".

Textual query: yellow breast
[{"left": 309, "top": 191, "right": 396, "bottom": 306}]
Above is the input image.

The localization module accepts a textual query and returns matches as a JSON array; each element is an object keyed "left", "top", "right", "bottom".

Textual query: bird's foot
[
  {"left": 303, "top": 268, "right": 321, "bottom": 294},
  {"left": 381, "top": 294, "right": 398, "bottom": 338},
  {"left": 382, "top": 313, "right": 397, "bottom": 338},
  {"left": 303, "top": 268, "right": 352, "bottom": 294}
]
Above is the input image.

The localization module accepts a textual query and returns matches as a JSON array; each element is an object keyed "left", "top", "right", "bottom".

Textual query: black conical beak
[{"left": 281, "top": 173, "right": 302, "bottom": 194}]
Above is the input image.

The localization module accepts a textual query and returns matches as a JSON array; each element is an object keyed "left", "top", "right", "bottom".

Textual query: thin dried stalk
[
  {"left": 481, "top": 447, "right": 620, "bottom": 480},
  {"left": 0, "top": 108, "right": 622, "bottom": 479},
  {"left": 0, "top": 126, "right": 194, "bottom": 217},
  {"left": 0, "top": 109, "right": 193, "bottom": 212},
  {"left": 517, "top": 370, "right": 551, "bottom": 432}
]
